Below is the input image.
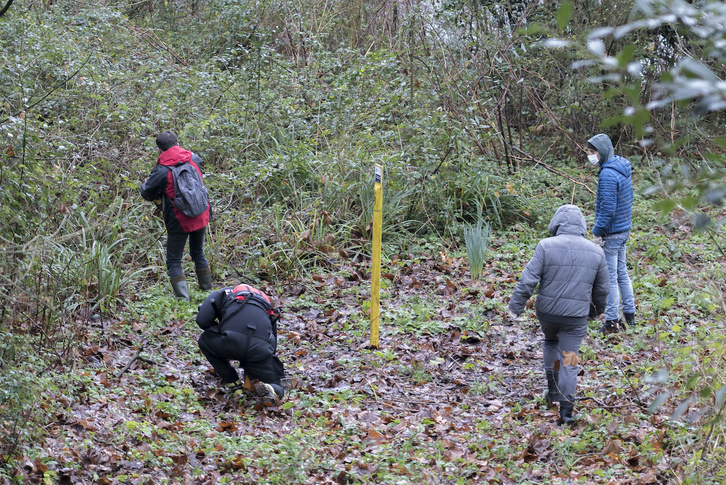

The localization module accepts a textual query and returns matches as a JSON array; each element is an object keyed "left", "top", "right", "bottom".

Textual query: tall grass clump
[{"left": 464, "top": 218, "right": 490, "bottom": 279}]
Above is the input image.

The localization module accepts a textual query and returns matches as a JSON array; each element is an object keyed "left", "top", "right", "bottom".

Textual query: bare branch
[{"left": 0, "top": 0, "right": 14, "bottom": 17}]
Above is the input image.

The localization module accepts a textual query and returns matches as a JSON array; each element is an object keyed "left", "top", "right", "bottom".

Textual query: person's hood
[
  {"left": 601, "top": 154, "right": 632, "bottom": 179},
  {"left": 158, "top": 145, "right": 193, "bottom": 166},
  {"left": 548, "top": 204, "right": 587, "bottom": 237},
  {"left": 587, "top": 133, "right": 615, "bottom": 164}
]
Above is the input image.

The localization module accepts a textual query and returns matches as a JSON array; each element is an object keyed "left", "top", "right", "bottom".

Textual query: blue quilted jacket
[{"left": 589, "top": 134, "right": 633, "bottom": 237}]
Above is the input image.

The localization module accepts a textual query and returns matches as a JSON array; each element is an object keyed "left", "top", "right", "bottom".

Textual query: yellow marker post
[{"left": 370, "top": 164, "right": 383, "bottom": 348}]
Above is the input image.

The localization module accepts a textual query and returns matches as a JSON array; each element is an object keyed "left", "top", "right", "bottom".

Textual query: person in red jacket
[{"left": 140, "top": 131, "right": 211, "bottom": 301}]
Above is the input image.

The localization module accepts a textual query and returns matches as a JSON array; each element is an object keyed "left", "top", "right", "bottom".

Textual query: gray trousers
[{"left": 539, "top": 317, "right": 587, "bottom": 404}]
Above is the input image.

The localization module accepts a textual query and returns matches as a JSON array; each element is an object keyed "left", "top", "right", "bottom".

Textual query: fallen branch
[
  {"left": 115, "top": 347, "right": 155, "bottom": 378},
  {"left": 0, "top": 0, "right": 14, "bottom": 17},
  {"left": 510, "top": 146, "right": 596, "bottom": 196},
  {"left": 116, "top": 347, "right": 143, "bottom": 378},
  {"left": 700, "top": 397, "right": 726, "bottom": 460},
  {"left": 119, "top": 319, "right": 192, "bottom": 376},
  {"left": 582, "top": 394, "right": 636, "bottom": 410},
  {"left": 133, "top": 28, "right": 188, "bottom": 68},
  {"left": 362, "top": 399, "right": 419, "bottom": 412},
  {"left": 0, "top": 52, "right": 94, "bottom": 126}
]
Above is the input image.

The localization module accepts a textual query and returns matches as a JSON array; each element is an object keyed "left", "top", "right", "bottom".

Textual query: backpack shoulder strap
[
  {"left": 219, "top": 289, "right": 248, "bottom": 326},
  {"left": 219, "top": 288, "right": 282, "bottom": 327}
]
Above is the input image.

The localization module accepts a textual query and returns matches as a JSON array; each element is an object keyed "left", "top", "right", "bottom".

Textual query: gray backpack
[{"left": 169, "top": 161, "right": 208, "bottom": 218}]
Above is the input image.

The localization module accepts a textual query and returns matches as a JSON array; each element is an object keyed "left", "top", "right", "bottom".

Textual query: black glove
[{"left": 588, "top": 303, "right": 603, "bottom": 320}]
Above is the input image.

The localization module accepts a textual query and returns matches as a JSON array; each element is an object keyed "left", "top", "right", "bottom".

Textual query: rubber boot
[
  {"left": 197, "top": 266, "right": 212, "bottom": 291},
  {"left": 170, "top": 275, "right": 190, "bottom": 302},
  {"left": 559, "top": 401, "right": 576, "bottom": 426},
  {"left": 601, "top": 319, "right": 622, "bottom": 335},
  {"left": 545, "top": 370, "right": 560, "bottom": 406},
  {"left": 624, "top": 313, "right": 635, "bottom": 327}
]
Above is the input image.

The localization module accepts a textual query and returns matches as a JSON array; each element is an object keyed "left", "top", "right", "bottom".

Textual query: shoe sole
[{"left": 254, "top": 382, "right": 280, "bottom": 405}]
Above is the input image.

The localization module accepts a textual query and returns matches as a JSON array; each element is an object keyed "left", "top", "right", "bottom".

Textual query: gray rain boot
[
  {"left": 170, "top": 275, "right": 190, "bottom": 302},
  {"left": 196, "top": 266, "right": 212, "bottom": 291},
  {"left": 545, "top": 370, "right": 561, "bottom": 406}
]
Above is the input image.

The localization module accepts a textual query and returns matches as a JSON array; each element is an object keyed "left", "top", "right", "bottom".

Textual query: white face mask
[{"left": 587, "top": 153, "right": 599, "bottom": 165}]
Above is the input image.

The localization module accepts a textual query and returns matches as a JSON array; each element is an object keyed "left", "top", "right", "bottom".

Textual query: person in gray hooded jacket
[{"left": 508, "top": 204, "right": 609, "bottom": 425}]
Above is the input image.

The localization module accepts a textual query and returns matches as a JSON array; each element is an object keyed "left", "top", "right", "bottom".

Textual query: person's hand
[
  {"left": 151, "top": 198, "right": 162, "bottom": 217},
  {"left": 588, "top": 303, "right": 601, "bottom": 320},
  {"left": 506, "top": 310, "right": 524, "bottom": 322},
  {"left": 592, "top": 236, "right": 604, "bottom": 247}
]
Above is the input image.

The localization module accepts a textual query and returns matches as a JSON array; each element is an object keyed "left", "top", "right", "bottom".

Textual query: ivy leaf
[
  {"left": 653, "top": 198, "right": 676, "bottom": 214},
  {"left": 557, "top": 2, "right": 573, "bottom": 31}
]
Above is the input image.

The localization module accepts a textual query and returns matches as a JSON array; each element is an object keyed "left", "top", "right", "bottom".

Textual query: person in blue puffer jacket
[{"left": 587, "top": 133, "right": 636, "bottom": 334}]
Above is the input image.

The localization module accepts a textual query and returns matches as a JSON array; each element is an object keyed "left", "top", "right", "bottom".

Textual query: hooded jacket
[
  {"left": 140, "top": 145, "right": 210, "bottom": 233},
  {"left": 588, "top": 134, "right": 633, "bottom": 237},
  {"left": 508, "top": 205, "right": 609, "bottom": 319}
]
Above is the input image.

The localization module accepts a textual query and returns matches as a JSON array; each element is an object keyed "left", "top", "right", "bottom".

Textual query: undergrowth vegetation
[{"left": 1, "top": 0, "right": 726, "bottom": 483}]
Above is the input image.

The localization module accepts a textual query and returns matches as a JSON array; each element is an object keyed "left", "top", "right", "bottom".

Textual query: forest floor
[{"left": 7, "top": 225, "right": 723, "bottom": 484}]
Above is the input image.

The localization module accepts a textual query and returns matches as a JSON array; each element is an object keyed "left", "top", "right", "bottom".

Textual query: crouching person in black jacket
[
  {"left": 508, "top": 205, "right": 609, "bottom": 426},
  {"left": 196, "top": 283, "right": 285, "bottom": 404}
]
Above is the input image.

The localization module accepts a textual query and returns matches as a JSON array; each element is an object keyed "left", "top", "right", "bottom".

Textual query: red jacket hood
[{"left": 158, "top": 145, "right": 193, "bottom": 166}]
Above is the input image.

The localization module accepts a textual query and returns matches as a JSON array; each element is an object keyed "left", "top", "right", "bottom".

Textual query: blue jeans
[
  {"left": 166, "top": 227, "right": 208, "bottom": 279},
  {"left": 603, "top": 231, "right": 635, "bottom": 321}
]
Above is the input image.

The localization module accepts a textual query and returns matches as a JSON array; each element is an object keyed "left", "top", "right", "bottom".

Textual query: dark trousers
[
  {"left": 539, "top": 316, "right": 587, "bottom": 405},
  {"left": 166, "top": 227, "right": 208, "bottom": 279},
  {"left": 198, "top": 329, "right": 285, "bottom": 396}
]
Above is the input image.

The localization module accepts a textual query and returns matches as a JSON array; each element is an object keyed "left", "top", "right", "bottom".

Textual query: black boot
[
  {"left": 559, "top": 401, "right": 576, "bottom": 426},
  {"left": 624, "top": 313, "right": 635, "bottom": 327},
  {"left": 545, "top": 370, "right": 560, "bottom": 406},
  {"left": 196, "top": 266, "right": 212, "bottom": 291},
  {"left": 601, "top": 319, "right": 622, "bottom": 335},
  {"left": 170, "top": 275, "right": 190, "bottom": 302}
]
